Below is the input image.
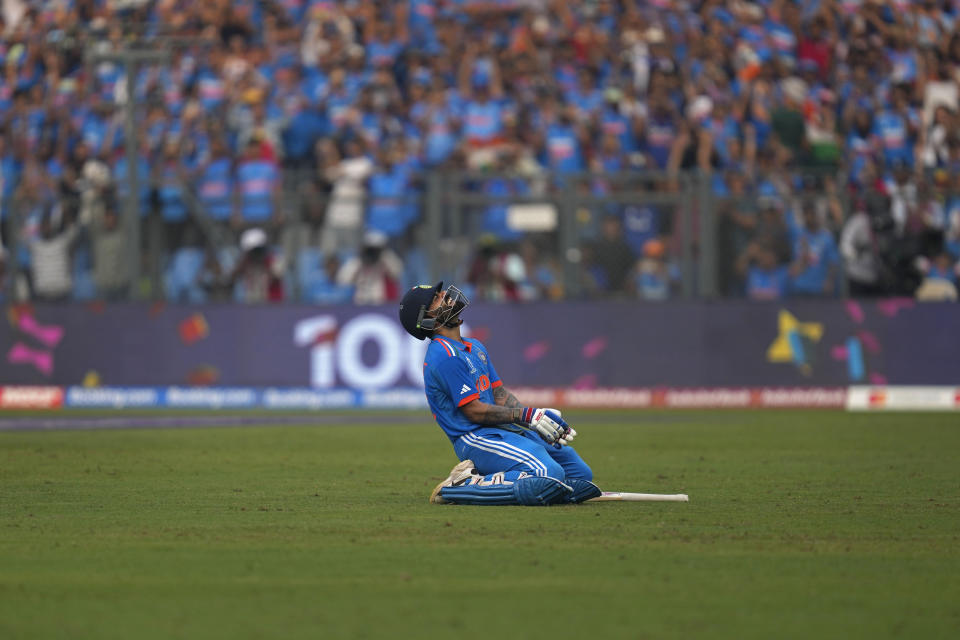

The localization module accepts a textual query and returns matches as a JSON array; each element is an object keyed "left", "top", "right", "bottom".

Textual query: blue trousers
[{"left": 453, "top": 427, "right": 592, "bottom": 482}]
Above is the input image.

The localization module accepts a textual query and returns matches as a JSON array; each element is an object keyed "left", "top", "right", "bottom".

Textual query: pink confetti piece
[
  {"left": 830, "top": 345, "right": 848, "bottom": 360},
  {"left": 571, "top": 374, "right": 598, "bottom": 390},
  {"left": 17, "top": 314, "right": 64, "bottom": 348},
  {"left": 876, "top": 298, "right": 916, "bottom": 317},
  {"left": 7, "top": 343, "right": 54, "bottom": 376},
  {"left": 845, "top": 300, "right": 864, "bottom": 324},
  {"left": 523, "top": 340, "right": 550, "bottom": 362},
  {"left": 581, "top": 337, "right": 608, "bottom": 359},
  {"left": 857, "top": 330, "right": 881, "bottom": 353},
  {"left": 876, "top": 301, "right": 898, "bottom": 317}
]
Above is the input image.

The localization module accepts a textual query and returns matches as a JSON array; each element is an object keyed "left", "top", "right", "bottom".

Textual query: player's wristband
[{"left": 518, "top": 407, "right": 536, "bottom": 424}]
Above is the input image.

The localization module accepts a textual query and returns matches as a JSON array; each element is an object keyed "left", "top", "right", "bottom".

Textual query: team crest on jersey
[{"left": 477, "top": 352, "right": 487, "bottom": 364}]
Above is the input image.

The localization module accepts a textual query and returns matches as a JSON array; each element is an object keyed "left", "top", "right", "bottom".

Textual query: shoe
[{"left": 430, "top": 459, "right": 478, "bottom": 504}]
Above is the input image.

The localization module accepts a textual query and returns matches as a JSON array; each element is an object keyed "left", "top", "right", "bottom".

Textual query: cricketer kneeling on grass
[{"left": 399, "top": 282, "right": 601, "bottom": 506}]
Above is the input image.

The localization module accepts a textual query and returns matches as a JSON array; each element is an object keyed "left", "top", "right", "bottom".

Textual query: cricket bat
[{"left": 587, "top": 491, "right": 689, "bottom": 502}]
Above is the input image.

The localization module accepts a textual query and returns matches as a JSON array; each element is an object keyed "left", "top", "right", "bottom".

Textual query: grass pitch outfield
[{"left": 1, "top": 411, "right": 959, "bottom": 640}]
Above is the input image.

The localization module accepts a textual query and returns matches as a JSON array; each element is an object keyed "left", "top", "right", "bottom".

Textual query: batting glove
[
  {"left": 518, "top": 407, "right": 568, "bottom": 445},
  {"left": 542, "top": 408, "right": 576, "bottom": 446},
  {"left": 557, "top": 426, "right": 577, "bottom": 446}
]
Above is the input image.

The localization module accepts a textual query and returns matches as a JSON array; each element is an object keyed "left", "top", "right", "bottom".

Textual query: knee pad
[
  {"left": 439, "top": 482, "right": 523, "bottom": 505},
  {"left": 437, "top": 474, "right": 572, "bottom": 506},
  {"left": 512, "top": 476, "right": 572, "bottom": 506}
]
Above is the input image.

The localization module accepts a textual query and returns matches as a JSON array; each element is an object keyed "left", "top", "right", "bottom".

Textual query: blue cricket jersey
[{"left": 423, "top": 336, "right": 503, "bottom": 444}]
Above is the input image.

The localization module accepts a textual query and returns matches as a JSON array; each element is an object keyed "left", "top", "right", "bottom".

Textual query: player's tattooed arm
[
  {"left": 492, "top": 385, "right": 521, "bottom": 408},
  {"left": 460, "top": 399, "right": 525, "bottom": 426}
]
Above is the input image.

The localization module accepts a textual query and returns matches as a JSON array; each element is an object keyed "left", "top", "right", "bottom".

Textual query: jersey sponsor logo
[
  {"left": 602, "top": 120, "right": 626, "bottom": 135},
  {"left": 460, "top": 384, "right": 471, "bottom": 395},
  {"left": 648, "top": 126, "right": 675, "bottom": 146},
  {"left": 200, "top": 181, "right": 229, "bottom": 198},
  {"left": 242, "top": 177, "right": 273, "bottom": 194},
  {"left": 548, "top": 137, "right": 575, "bottom": 159},
  {"left": 199, "top": 78, "right": 225, "bottom": 99}
]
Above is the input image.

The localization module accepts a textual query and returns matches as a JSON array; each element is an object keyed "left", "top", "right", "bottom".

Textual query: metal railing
[{"left": 5, "top": 164, "right": 957, "bottom": 303}]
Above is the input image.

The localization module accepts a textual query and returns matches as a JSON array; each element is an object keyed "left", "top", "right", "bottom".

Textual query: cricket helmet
[{"left": 398, "top": 281, "right": 470, "bottom": 340}]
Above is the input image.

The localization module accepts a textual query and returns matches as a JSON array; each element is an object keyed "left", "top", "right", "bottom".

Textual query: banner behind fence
[{"left": 0, "top": 300, "right": 957, "bottom": 389}]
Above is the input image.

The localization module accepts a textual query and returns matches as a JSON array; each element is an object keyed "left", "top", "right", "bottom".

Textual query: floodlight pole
[{"left": 85, "top": 48, "right": 169, "bottom": 299}]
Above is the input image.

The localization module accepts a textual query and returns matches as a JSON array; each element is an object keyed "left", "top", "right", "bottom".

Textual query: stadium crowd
[{"left": 0, "top": 0, "right": 959, "bottom": 303}]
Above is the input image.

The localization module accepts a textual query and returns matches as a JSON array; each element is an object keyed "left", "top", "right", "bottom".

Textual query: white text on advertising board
[{"left": 294, "top": 314, "right": 433, "bottom": 390}]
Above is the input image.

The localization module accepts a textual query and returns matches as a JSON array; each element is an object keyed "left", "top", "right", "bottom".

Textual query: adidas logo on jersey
[{"left": 460, "top": 384, "right": 471, "bottom": 395}]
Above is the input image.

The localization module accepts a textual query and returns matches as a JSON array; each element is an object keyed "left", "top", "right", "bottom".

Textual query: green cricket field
[{"left": 1, "top": 410, "right": 958, "bottom": 639}]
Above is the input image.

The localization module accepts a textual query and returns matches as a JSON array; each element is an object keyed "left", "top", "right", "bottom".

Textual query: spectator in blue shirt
[
  {"left": 154, "top": 137, "right": 192, "bottom": 251},
  {"left": 873, "top": 84, "right": 919, "bottom": 168},
  {"left": 419, "top": 85, "right": 459, "bottom": 167},
  {"left": 622, "top": 202, "right": 662, "bottom": 258},
  {"left": 635, "top": 238, "right": 672, "bottom": 301},
  {"left": 598, "top": 91, "right": 637, "bottom": 155},
  {"left": 480, "top": 161, "right": 529, "bottom": 244},
  {"left": 112, "top": 139, "right": 152, "bottom": 217},
  {"left": 738, "top": 239, "right": 790, "bottom": 301},
  {"left": 544, "top": 110, "right": 584, "bottom": 174},
  {"left": 459, "top": 42, "right": 510, "bottom": 148},
  {"left": 235, "top": 137, "right": 281, "bottom": 230},
  {"left": 366, "top": 145, "right": 414, "bottom": 239},
  {"left": 565, "top": 68, "right": 604, "bottom": 120},
  {"left": 706, "top": 98, "right": 741, "bottom": 167},
  {"left": 789, "top": 201, "right": 840, "bottom": 296},
  {"left": 365, "top": 21, "right": 405, "bottom": 70},
  {"left": 197, "top": 137, "right": 235, "bottom": 225},
  {"left": 196, "top": 51, "right": 228, "bottom": 112},
  {"left": 0, "top": 135, "right": 23, "bottom": 245},
  {"left": 408, "top": 0, "right": 439, "bottom": 49},
  {"left": 644, "top": 92, "right": 679, "bottom": 169},
  {"left": 324, "top": 68, "right": 359, "bottom": 131}
]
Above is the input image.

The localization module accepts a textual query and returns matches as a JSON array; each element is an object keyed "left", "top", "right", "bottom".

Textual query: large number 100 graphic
[{"left": 294, "top": 314, "right": 471, "bottom": 390}]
